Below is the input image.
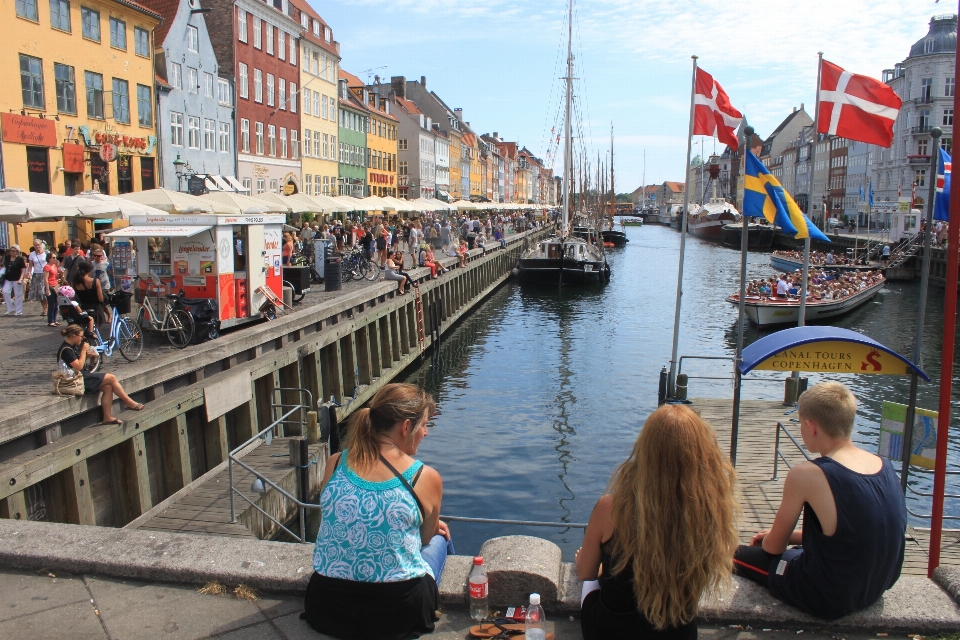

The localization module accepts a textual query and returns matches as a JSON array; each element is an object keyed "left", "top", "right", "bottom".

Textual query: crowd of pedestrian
[{"left": 747, "top": 268, "right": 885, "bottom": 301}]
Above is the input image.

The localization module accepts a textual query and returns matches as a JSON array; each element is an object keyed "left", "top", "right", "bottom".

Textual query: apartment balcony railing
[
  {"left": 916, "top": 95, "right": 935, "bottom": 104},
  {"left": 908, "top": 154, "right": 933, "bottom": 164},
  {"left": 912, "top": 125, "right": 932, "bottom": 135}
]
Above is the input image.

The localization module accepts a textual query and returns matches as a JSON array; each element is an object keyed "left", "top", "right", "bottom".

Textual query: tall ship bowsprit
[{"left": 516, "top": 0, "right": 610, "bottom": 285}]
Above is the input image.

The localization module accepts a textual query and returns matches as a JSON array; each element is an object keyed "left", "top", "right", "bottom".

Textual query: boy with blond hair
[{"left": 733, "top": 382, "right": 906, "bottom": 620}]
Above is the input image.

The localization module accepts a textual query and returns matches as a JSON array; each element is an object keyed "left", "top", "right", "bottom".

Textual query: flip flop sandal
[{"left": 469, "top": 621, "right": 524, "bottom": 638}]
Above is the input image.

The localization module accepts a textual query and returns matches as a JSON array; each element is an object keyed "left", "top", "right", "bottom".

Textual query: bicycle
[
  {"left": 59, "top": 291, "right": 143, "bottom": 374},
  {"left": 134, "top": 276, "right": 195, "bottom": 348},
  {"left": 340, "top": 247, "right": 380, "bottom": 282}
]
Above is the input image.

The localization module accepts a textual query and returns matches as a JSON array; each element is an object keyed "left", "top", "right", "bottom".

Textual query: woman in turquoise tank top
[{"left": 303, "top": 383, "right": 454, "bottom": 640}]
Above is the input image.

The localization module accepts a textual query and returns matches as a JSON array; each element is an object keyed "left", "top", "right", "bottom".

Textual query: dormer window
[
  {"left": 312, "top": 19, "right": 320, "bottom": 37},
  {"left": 300, "top": 12, "right": 308, "bottom": 29},
  {"left": 925, "top": 38, "right": 935, "bottom": 54},
  {"left": 324, "top": 26, "right": 331, "bottom": 42}
]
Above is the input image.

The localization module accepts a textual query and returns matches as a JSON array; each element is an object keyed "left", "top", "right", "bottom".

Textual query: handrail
[
  {"left": 772, "top": 421, "right": 812, "bottom": 480},
  {"left": 440, "top": 515, "right": 587, "bottom": 529}
]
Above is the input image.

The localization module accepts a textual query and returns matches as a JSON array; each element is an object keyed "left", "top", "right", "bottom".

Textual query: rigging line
[
  {"left": 571, "top": 0, "right": 594, "bottom": 167},
  {"left": 539, "top": 3, "right": 568, "bottom": 160}
]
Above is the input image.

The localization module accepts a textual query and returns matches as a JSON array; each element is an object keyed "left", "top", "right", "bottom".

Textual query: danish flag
[
  {"left": 693, "top": 68, "right": 743, "bottom": 150},
  {"left": 817, "top": 59, "right": 902, "bottom": 148},
  {"left": 935, "top": 147, "right": 951, "bottom": 221}
]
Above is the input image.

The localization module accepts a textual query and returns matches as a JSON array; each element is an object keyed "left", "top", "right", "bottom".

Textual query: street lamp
[{"left": 172, "top": 154, "right": 194, "bottom": 192}]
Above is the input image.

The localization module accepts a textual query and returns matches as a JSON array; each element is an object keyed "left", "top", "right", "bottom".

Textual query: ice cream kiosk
[{"left": 105, "top": 213, "right": 286, "bottom": 328}]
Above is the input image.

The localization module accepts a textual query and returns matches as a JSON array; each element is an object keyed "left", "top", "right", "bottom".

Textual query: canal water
[{"left": 401, "top": 224, "right": 960, "bottom": 560}]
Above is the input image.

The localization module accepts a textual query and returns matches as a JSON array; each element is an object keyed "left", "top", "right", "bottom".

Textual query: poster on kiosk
[{"left": 105, "top": 214, "right": 286, "bottom": 329}]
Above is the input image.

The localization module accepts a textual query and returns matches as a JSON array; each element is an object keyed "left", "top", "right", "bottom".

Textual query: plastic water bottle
[
  {"left": 468, "top": 556, "right": 488, "bottom": 622},
  {"left": 525, "top": 593, "right": 546, "bottom": 640}
]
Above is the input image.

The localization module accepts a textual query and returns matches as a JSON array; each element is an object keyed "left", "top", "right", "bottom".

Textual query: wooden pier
[{"left": 692, "top": 397, "right": 960, "bottom": 576}]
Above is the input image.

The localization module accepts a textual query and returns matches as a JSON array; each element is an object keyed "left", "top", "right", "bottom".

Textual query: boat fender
[{"left": 511, "top": 268, "right": 520, "bottom": 278}]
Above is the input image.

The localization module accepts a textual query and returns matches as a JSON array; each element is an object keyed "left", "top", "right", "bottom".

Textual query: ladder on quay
[{"left": 413, "top": 286, "right": 426, "bottom": 357}]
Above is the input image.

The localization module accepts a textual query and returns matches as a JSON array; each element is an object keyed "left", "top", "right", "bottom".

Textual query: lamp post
[{"left": 172, "top": 153, "right": 194, "bottom": 192}]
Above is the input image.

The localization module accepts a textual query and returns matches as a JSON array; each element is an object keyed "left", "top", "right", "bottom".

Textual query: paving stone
[
  {"left": 210, "top": 620, "right": 284, "bottom": 639},
  {"left": 0, "top": 600, "right": 106, "bottom": 640},
  {"left": 0, "top": 568, "right": 91, "bottom": 623},
  {"left": 255, "top": 592, "right": 304, "bottom": 620},
  {"left": 86, "top": 575, "right": 267, "bottom": 640},
  {"left": 479, "top": 535, "right": 563, "bottom": 609}
]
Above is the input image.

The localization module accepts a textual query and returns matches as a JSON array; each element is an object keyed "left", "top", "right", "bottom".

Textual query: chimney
[
  {"left": 455, "top": 108, "right": 463, "bottom": 119},
  {"left": 793, "top": 106, "right": 797, "bottom": 113},
  {"left": 391, "top": 76, "right": 406, "bottom": 100},
  {"left": 800, "top": 103, "right": 805, "bottom": 111},
  {"left": 374, "top": 94, "right": 381, "bottom": 109},
  {"left": 493, "top": 132, "right": 498, "bottom": 139},
  {"left": 420, "top": 76, "right": 426, "bottom": 89},
  {"left": 385, "top": 101, "right": 391, "bottom": 115}
]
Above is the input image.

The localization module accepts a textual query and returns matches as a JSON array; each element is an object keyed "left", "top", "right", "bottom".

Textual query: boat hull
[
  {"left": 517, "top": 258, "right": 609, "bottom": 284},
  {"left": 770, "top": 255, "right": 877, "bottom": 273},
  {"left": 726, "top": 280, "right": 885, "bottom": 327},
  {"left": 601, "top": 230, "right": 629, "bottom": 246},
  {"left": 721, "top": 224, "right": 777, "bottom": 249}
]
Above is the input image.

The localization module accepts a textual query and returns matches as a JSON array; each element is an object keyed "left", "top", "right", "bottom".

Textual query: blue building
[{"left": 143, "top": 0, "right": 238, "bottom": 192}]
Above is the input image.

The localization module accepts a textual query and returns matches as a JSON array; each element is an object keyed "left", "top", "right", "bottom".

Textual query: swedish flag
[{"left": 743, "top": 151, "right": 830, "bottom": 242}]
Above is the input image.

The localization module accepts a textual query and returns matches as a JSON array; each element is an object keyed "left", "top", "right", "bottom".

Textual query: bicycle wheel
[
  {"left": 117, "top": 317, "right": 143, "bottom": 362},
  {"left": 165, "top": 310, "right": 195, "bottom": 348},
  {"left": 362, "top": 260, "right": 380, "bottom": 281},
  {"left": 341, "top": 263, "right": 354, "bottom": 284}
]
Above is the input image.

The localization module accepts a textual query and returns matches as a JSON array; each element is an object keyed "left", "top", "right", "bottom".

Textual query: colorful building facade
[{"left": 337, "top": 75, "right": 367, "bottom": 197}]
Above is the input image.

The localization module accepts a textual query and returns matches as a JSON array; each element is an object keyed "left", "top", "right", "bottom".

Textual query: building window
[
  {"left": 218, "top": 122, "right": 230, "bottom": 152},
  {"left": 50, "top": 0, "right": 70, "bottom": 31},
  {"left": 257, "top": 179, "right": 264, "bottom": 194},
  {"left": 253, "top": 17, "right": 261, "bottom": 49},
  {"left": 943, "top": 137, "right": 953, "bottom": 154},
  {"left": 187, "top": 116, "right": 200, "bottom": 149},
  {"left": 204, "top": 119, "right": 215, "bottom": 150},
  {"left": 303, "top": 90, "right": 310, "bottom": 114},
  {"left": 321, "top": 94, "right": 328, "bottom": 120},
  {"left": 924, "top": 38, "right": 935, "bottom": 54},
  {"left": 278, "top": 31, "right": 285, "bottom": 60},
  {"left": 312, "top": 18, "right": 319, "bottom": 36},
  {"left": 322, "top": 175, "right": 328, "bottom": 195},
  {"left": 109, "top": 17, "right": 125, "bottom": 49},
  {"left": 170, "top": 62, "right": 182, "bottom": 89},
  {"left": 300, "top": 12, "right": 307, "bottom": 29},
  {"left": 291, "top": 130, "right": 298, "bottom": 159},
  {"left": 944, "top": 108, "right": 954, "bottom": 126},
  {"left": 278, "top": 78, "right": 285, "bottom": 110},
  {"left": 135, "top": 26, "right": 149, "bottom": 57},
  {"left": 314, "top": 131, "right": 320, "bottom": 159},
  {"left": 289, "top": 36, "right": 295, "bottom": 64},
  {"left": 240, "top": 118, "right": 249, "bottom": 152},
  {"left": 254, "top": 68, "right": 262, "bottom": 103},
  {"left": 919, "top": 109, "right": 931, "bottom": 129},
  {"left": 255, "top": 121, "right": 263, "bottom": 154},
  {"left": 16, "top": 0, "right": 39, "bottom": 21},
  {"left": 242, "top": 178, "right": 251, "bottom": 192},
  {"left": 268, "top": 124, "right": 276, "bottom": 156},
  {"left": 290, "top": 83, "right": 296, "bottom": 113},
  {"left": 237, "top": 8, "right": 246, "bottom": 42},
  {"left": 186, "top": 24, "right": 198, "bottom": 52},
  {"left": 85, "top": 71, "right": 104, "bottom": 118},
  {"left": 218, "top": 78, "right": 231, "bottom": 105},
  {"left": 399, "top": 161, "right": 407, "bottom": 175},
  {"left": 918, "top": 139, "right": 928, "bottom": 156},
  {"left": 54, "top": 63, "right": 76, "bottom": 114},
  {"left": 266, "top": 73, "right": 274, "bottom": 106},
  {"left": 305, "top": 174, "right": 312, "bottom": 195},
  {"left": 313, "top": 91, "right": 319, "bottom": 117},
  {"left": 136, "top": 84, "right": 151, "bottom": 126},
  {"left": 324, "top": 25, "right": 330, "bottom": 42},
  {"left": 303, "top": 129, "right": 311, "bottom": 156},
  {"left": 187, "top": 67, "right": 198, "bottom": 93},
  {"left": 202, "top": 72, "right": 213, "bottom": 97},
  {"left": 280, "top": 127, "right": 287, "bottom": 158},
  {"left": 265, "top": 23, "right": 273, "bottom": 55},
  {"left": 399, "top": 139, "right": 407, "bottom": 151},
  {"left": 947, "top": 77, "right": 956, "bottom": 98},
  {"left": 20, "top": 54, "right": 44, "bottom": 109},
  {"left": 322, "top": 133, "right": 328, "bottom": 159},
  {"left": 238, "top": 63, "right": 247, "bottom": 99},
  {"left": 81, "top": 6, "right": 99, "bottom": 40},
  {"left": 170, "top": 111, "right": 183, "bottom": 146}
]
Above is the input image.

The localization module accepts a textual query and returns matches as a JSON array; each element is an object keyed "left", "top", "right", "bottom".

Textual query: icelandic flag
[
  {"left": 935, "top": 147, "right": 952, "bottom": 221},
  {"left": 743, "top": 150, "right": 829, "bottom": 242}
]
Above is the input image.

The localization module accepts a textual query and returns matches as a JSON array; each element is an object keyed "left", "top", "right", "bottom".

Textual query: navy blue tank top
[{"left": 768, "top": 456, "right": 906, "bottom": 620}]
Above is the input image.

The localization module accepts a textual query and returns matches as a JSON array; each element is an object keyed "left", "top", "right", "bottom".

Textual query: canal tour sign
[{"left": 739, "top": 326, "right": 928, "bottom": 379}]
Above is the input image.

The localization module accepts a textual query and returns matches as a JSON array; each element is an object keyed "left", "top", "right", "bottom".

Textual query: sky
[{"left": 313, "top": 0, "right": 949, "bottom": 192}]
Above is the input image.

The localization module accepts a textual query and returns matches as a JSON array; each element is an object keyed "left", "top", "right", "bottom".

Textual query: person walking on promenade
[
  {"left": 2, "top": 245, "right": 27, "bottom": 316},
  {"left": 576, "top": 404, "right": 738, "bottom": 640},
  {"left": 43, "top": 253, "right": 61, "bottom": 326},
  {"left": 58, "top": 324, "right": 143, "bottom": 423},
  {"left": 303, "top": 383, "right": 452, "bottom": 639},
  {"left": 27, "top": 239, "right": 49, "bottom": 317},
  {"left": 732, "top": 382, "right": 906, "bottom": 620},
  {"left": 408, "top": 222, "right": 423, "bottom": 267}
]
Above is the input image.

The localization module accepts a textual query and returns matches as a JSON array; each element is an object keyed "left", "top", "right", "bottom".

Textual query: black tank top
[{"left": 769, "top": 456, "right": 906, "bottom": 620}]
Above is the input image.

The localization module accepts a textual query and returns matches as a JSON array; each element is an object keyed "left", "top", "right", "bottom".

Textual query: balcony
[
  {"left": 908, "top": 154, "right": 933, "bottom": 165},
  {"left": 912, "top": 126, "right": 932, "bottom": 135},
  {"left": 916, "top": 95, "right": 935, "bottom": 104}
]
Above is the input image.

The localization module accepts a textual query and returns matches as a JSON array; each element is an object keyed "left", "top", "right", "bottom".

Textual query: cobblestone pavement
[{"left": 0, "top": 568, "right": 890, "bottom": 640}]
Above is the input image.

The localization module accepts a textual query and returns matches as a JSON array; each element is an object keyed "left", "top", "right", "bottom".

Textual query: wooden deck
[
  {"left": 128, "top": 437, "right": 325, "bottom": 540},
  {"left": 692, "top": 397, "right": 960, "bottom": 576}
]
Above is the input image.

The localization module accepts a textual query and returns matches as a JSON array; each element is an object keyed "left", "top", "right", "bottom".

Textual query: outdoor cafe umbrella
[
  {"left": 296, "top": 193, "right": 351, "bottom": 213},
  {"left": 0, "top": 188, "right": 121, "bottom": 221},
  {"left": 118, "top": 188, "right": 236, "bottom": 215},
  {"left": 359, "top": 196, "right": 396, "bottom": 211},
  {"left": 451, "top": 200, "right": 478, "bottom": 211},
  {"left": 331, "top": 196, "right": 369, "bottom": 211},
  {"left": 203, "top": 191, "right": 290, "bottom": 214},
  {"left": 74, "top": 190, "right": 167, "bottom": 219},
  {"left": 252, "top": 192, "right": 316, "bottom": 214}
]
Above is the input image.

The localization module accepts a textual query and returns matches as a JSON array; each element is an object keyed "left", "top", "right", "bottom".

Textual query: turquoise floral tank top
[{"left": 313, "top": 450, "right": 432, "bottom": 583}]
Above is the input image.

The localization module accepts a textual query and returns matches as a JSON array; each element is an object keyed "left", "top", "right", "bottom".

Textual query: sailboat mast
[
  {"left": 561, "top": 0, "right": 574, "bottom": 236},
  {"left": 609, "top": 123, "right": 615, "bottom": 219}
]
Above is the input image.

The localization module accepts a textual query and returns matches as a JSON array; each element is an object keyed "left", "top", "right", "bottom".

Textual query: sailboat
[
  {"left": 517, "top": 0, "right": 610, "bottom": 285},
  {"left": 600, "top": 125, "right": 628, "bottom": 247}
]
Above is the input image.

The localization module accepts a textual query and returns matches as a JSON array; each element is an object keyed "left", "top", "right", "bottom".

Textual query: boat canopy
[{"left": 739, "top": 326, "right": 928, "bottom": 380}]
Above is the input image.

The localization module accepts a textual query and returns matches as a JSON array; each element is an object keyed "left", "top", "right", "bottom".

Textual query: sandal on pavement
[
  {"left": 101, "top": 418, "right": 123, "bottom": 425},
  {"left": 129, "top": 403, "right": 145, "bottom": 411}
]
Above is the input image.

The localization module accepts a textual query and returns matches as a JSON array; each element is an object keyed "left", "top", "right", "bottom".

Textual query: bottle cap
[
  {"left": 473, "top": 556, "right": 484, "bottom": 565},
  {"left": 529, "top": 593, "right": 540, "bottom": 605}
]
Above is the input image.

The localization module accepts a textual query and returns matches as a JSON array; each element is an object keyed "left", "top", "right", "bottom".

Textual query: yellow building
[
  {"left": 463, "top": 132, "right": 482, "bottom": 199},
  {"left": 2, "top": 0, "right": 160, "bottom": 246},
  {"left": 291, "top": 0, "right": 339, "bottom": 197},
  {"left": 363, "top": 94, "right": 398, "bottom": 198},
  {"left": 447, "top": 129, "right": 462, "bottom": 200}
]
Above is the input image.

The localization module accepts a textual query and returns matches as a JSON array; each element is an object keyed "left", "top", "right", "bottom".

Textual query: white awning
[
  {"left": 104, "top": 225, "right": 213, "bottom": 238},
  {"left": 203, "top": 177, "right": 222, "bottom": 192},
  {"left": 225, "top": 176, "right": 249, "bottom": 192},
  {"left": 437, "top": 190, "right": 450, "bottom": 198},
  {"left": 211, "top": 175, "right": 234, "bottom": 192}
]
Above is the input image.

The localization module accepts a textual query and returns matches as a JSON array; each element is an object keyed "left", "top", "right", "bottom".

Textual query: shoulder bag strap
[{"left": 379, "top": 454, "right": 425, "bottom": 520}]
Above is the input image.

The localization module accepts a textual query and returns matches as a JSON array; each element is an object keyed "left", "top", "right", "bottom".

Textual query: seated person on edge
[
  {"left": 576, "top": 404, "right": 738, "bottom": 640},
  {"left": 303, "top": 383, "right": 453, "bottom": 640},
  {"left": 733, "top": 382, "right": 906, "bottom": 620}
]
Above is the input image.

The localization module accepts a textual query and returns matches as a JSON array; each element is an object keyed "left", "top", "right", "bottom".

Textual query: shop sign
[
  {"left": 77, "top": 126, "right": 156, "bottom": 155},
  {"left": 62, "top": 143, "right": 85, "bottom": 172},
  {"left": 253, "top": 164, "right": 270, "bottom": 177},
  {"left": 1, "top": 113, "right": 56, "bottom": 147},
  {"left": 751, "top": 342, "right": 912, "bottom": 375},
  {"left": 370, "top": 172, "right": 395, "bottom": 185},
  {"left": 99, "top": 143, "right": 118, "bottom": 162},
  {"left": 282, "top": 182, "right": 296, "bottom": 195}
]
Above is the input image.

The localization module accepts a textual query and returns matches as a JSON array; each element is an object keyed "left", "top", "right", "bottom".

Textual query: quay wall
[{"left": 0, "top": 228, "right": 547, "bottom": 529}]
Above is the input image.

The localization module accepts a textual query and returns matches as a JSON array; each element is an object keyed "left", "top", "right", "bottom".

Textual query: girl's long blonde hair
[
  {"left": 609, "top": 404, "right": 739, "bottom": 630},
  {"left": 344, "top": 383, "right": 435, "bottom": 474}
]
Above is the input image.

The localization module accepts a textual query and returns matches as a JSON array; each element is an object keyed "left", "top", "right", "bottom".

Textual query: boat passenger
[
  {"left": 303, "top": 383, "right": 452, "bottom": 640},
  {"left": 577, "top": 404, "right": 738, "bottom": 640},
  {"left": 825, "top": 251, "right": 835, "bottom": 265},
  {"left": 776, "top": 274, "right": 789, "bottom": 298},
  {"left": 732, "top": 382, "right": 906, "bottom": 620}
]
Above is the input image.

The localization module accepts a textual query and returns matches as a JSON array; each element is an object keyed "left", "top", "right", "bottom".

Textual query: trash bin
[
  {"left": 466, "top": 233, "right": 477, "bottom": 249},
  {"left": 325, "top": 257, "right": 342, "bottom": 291}
]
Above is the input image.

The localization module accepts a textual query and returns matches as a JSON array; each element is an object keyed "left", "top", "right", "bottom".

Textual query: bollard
[
  {"left": 306, "top": 411, "right": 319, "bottom": 445},
  {"left": 675, "top": 374, "right": 688, "bottom": 401},
  {"left": 658, "top": 366, "right": 668, "bottom": 405},
  {"left": 798, "top": 377, "right": 809, "bottom": 397},
  {"left": 288, "top": 437, "right": 301, "bottom": 467},
  {"left": 784, "top": 376, "right": 799, "bottom": 405},
  {"left": 282, "top": 284, "right": 294, "bottom": 308}
]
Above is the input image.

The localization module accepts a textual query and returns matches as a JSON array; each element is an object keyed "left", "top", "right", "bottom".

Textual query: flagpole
[
  {"left": 731, "top": 125, "right": 755, "bottom": 466},
  {"left": 901, "top": 127, "right": 941, "bottom": 494},
  {"left": 798, "top": 52, "right": 824, "bottom": 331},
  {"left": 930, "top": 1, "right": 960, "bottom": 575},
  {"left": 668, "top": 55, "right": 699, "bottom": 398}
]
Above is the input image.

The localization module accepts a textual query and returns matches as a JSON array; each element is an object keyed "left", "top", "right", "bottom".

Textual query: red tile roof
[
  {"left": 136, "top": 0, "right": 177, "bottom": 46},
  {"left": 114, "top": 0, "right": 162, "bottom": 20},
  {"left": 339, "top": 69, "right": 364, "bottom": 88},
  {"left": 394, "top": 97, "right": 423, "bottom": 116},
  {"left": 286, "top": 0, "right": 339, "bottom": 57}
]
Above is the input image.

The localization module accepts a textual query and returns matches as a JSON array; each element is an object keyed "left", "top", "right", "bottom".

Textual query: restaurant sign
[
  {"left": 751, "top": 341, "right": 912, "bottom": 375},
  {"left": 1, "top": 113, "right": 56, "bottom": 147},
  {"left": 78, "top": 126, "right": 156, "bottom": 155}
]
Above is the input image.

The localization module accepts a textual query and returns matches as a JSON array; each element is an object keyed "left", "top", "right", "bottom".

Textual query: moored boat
[
  {"left": 517, "top": 236, "right": 610, "bottom": 284},
  {"left": 770, "top": 251, "right": 877, "bottom": 273},
  {"left": 721, "top": 222, "right": 777, "bottom": 249},
  {"left": 726, "top": 277, "right": 886, "bottom": 327},
  {"left": 687, "top": 199, "right": 740, "bottom": 240}
]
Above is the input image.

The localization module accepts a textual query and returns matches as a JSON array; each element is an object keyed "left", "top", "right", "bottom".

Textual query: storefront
[{"left": 237, "top": 158, "right": 300, "bottom": 197}]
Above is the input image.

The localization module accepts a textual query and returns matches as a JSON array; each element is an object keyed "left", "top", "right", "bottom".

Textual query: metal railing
[
  {"left": 772, "top": 421, "right": 812, "bottom": 479},
  {"left": 677, "top": 355, "right": 735, "bottom": 382},
  {"left": 270, "top": 387, "right": 313, "bottom": 438},
  {"left": 903, "top": 466, "right": 960, "bottom": 522}
]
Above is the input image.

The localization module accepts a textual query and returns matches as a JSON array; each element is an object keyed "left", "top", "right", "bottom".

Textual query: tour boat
[
  {"left": 721, "top": 222, "right": 777, "bottom": 249},
  {"left": 687, "top": 199, "right": 740, "bottom": 240},
  {"left": 770, "top": 251, "right": 877, "bottom": 273},
  {"left": 725, "top": 278, "right": 886, "bottom": 327}
]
